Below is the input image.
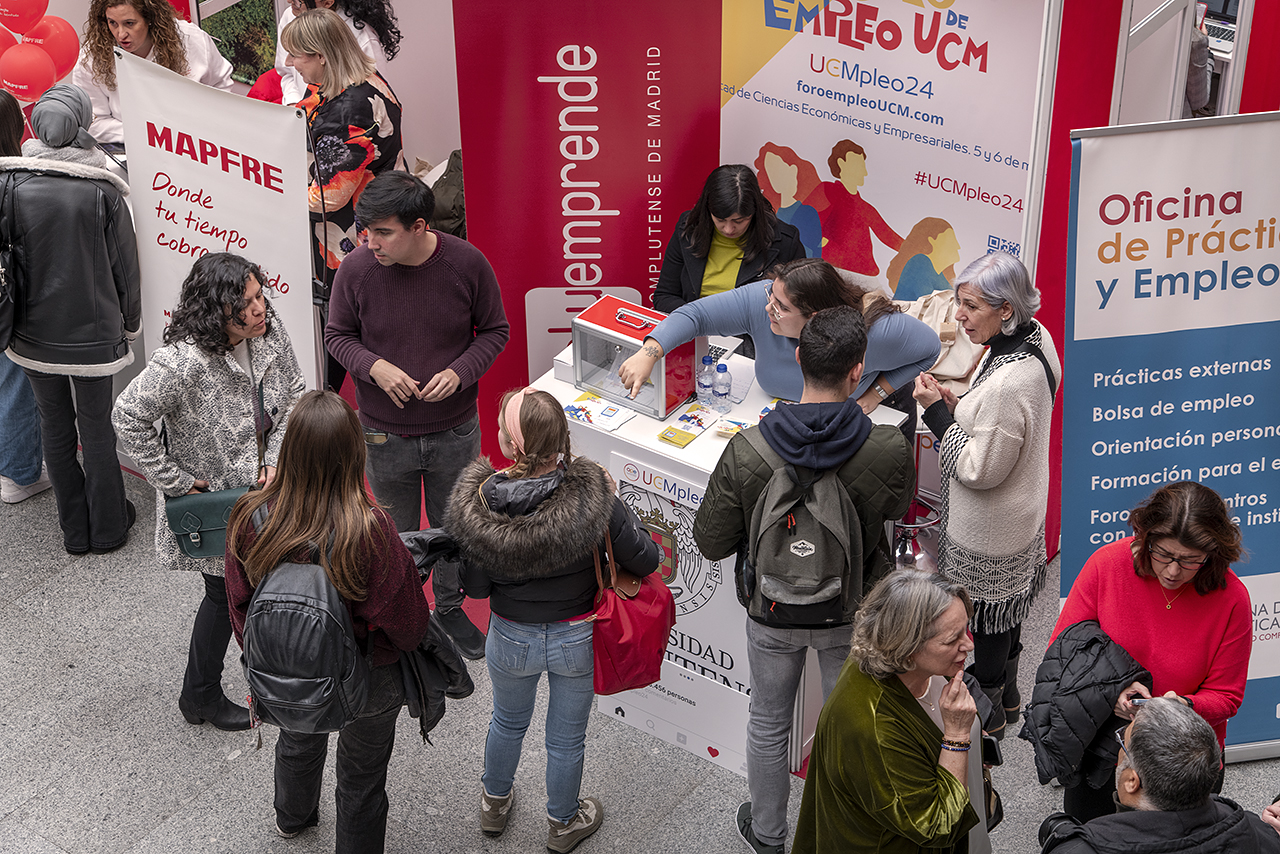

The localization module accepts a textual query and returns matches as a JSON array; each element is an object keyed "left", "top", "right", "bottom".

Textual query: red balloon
[
  {"left": 0, "top": 42, "right": 54, "bottom": 101},
  {"left": 0, "top": 26, "right": 15, "bottom": 63},
  {"left": 22, "top": 16, "right": 76, "bottom": 80},
  {"left": 0, "top": 0, "right": 48, "bottom": 36}
]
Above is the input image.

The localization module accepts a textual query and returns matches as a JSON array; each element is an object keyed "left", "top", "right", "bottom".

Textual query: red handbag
[{"left": 587, "top": 533, "right": 676, "bottom": 695}]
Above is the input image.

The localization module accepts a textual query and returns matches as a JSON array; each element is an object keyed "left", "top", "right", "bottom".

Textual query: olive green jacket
[{"left": 793, "top": 659, "right": 979, "bottom": 853}]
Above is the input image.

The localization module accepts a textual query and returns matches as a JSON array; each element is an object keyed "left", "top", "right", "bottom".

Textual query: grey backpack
[{"left": 741, "top": 428, "right": 861, "bottom": 626}]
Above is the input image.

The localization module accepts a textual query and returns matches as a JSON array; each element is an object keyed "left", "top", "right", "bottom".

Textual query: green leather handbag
[{"left": 164, "top": 487, "right": 250, "bottom": 559}]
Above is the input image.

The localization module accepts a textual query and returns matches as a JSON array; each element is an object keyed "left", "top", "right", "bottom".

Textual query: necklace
[
  {"left": 914, "top": 680, "right": 935, "bottom": 711},
  {"left": 1160, "top": 584, "right": 1186, "bottom": 610}
]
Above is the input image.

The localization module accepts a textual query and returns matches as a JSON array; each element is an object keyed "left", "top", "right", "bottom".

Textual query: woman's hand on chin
[{"left": 939, "top": 671, "right": 977, "bottom": 739}]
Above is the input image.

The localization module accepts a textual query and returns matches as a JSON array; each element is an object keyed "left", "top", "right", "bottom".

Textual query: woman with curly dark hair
[
  {"left": 275, "top": 0, "right": 402, "bottom": 105},
  {"left": 72, "top": 0, "right": 233, "bottom": 144},
  {"left": 113, "top": 253, "right": 304, "bottom": 732}
]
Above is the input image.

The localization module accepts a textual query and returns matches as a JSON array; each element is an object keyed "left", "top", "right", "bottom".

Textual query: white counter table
[{"left": 531, "top": 341, "right": 906, "bottom": 777}]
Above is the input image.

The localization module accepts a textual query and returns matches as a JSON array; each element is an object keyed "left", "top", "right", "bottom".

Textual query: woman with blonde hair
[
  {"left": 447, "top": 388, "right": 660, "bottom": 851},
  {"left": 73, "top": 0, "right": 233, "bottom": 144},
  {"left": 225, "top": 390, "right": 430, "bottom": 850},
  {"left": 793, "top": 569, "right": 989, "bottom": 853},
  {"left": 282, "top": 6, "right": 403, "bottom": 391},
  {"left": 275, "top": 0, "right": 401, "bottom": 106}
]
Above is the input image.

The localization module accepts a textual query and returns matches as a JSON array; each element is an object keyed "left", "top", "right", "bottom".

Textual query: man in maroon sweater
[{"left": 325, "top": 172, "right": 509, "bottom": 656}]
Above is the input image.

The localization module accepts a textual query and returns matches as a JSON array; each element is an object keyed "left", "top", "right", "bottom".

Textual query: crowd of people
[{"left": 0, "top": 7, "right": 1274, "bottom": 851}]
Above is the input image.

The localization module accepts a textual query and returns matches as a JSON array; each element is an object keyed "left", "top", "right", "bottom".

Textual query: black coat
[
  {"left": 445, "top": 457, "right": 660, "bottom": 623},
  {"left": 652, "top": 210, "right": 805, "bottom": 313},
  {"left": 1018, "top": 621, "right": 1151, "bottom": 790},
  {"left": 1039, "top": 797, "right": 1280, "bottom": 854},
  {"left": 1, "top": 154, "right": 141, "bottom": 375}
]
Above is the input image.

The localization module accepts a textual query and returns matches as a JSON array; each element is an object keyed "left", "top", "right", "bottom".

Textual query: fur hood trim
[
  {"left": 0, "top": 154, "right": 129, "bottom": 195},
  {"left": 446, "top": 456, "right": 614, "bottom": 582}
]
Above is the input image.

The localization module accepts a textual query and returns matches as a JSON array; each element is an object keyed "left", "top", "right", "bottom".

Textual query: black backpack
[
  {"left": 241, "top": 506, "right": 370, "bottom": 733},
  {"left": 739, "top": 428, "right": 862, "bottom": 626}
]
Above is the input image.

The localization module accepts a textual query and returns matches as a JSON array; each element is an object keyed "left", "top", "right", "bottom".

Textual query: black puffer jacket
[
  {"left": 1018, "top": 621, "right": 1151, "bottom": 789},
  {"left": 1, "top": 152, "right": 140, "bottom": 375},
  {"left": 1039, "top": 797, "right": 1280, "bottom": 854},
  {"left": 446, "top": 456, "right": 660, "bottom": 623}
]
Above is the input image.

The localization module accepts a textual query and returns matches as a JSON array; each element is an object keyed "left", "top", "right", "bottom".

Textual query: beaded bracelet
[
  {"left": 940, "top": 743, "right": 970, "bottom": 752},
  {"left": 941, "top": 738, "right": 971, "bottom": 748}
]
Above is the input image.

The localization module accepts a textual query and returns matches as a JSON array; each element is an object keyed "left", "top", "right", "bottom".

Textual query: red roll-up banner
[{"left": 453, "top": 0, "right": 722, "bottom": 461}]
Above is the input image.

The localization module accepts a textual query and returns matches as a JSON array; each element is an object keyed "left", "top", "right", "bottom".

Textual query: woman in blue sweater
[{"left": 620, "top": 258, "right": 939, "bottom": 421}]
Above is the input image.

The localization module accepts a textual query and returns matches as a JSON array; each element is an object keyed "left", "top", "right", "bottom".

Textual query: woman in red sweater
[
  {"left": 225, "top": 390, "right": 430, "bottom": 851},
  {"left": 1051, "top": 481, "right": 1251, "bottom": 822}
]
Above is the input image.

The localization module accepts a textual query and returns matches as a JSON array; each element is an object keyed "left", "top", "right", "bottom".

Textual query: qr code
[{"left": 987, "top": 235, "right": 1021, "bottom": 257}]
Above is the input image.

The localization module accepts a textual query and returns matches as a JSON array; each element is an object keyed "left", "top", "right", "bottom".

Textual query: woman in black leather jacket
[{"left": 446, "top": 387, "right": 659, "bottom": 853}]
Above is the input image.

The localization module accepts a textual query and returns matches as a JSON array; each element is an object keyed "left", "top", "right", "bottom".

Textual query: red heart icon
[{"left": 707, "top": 746, "right": 719, "bottom": 757}]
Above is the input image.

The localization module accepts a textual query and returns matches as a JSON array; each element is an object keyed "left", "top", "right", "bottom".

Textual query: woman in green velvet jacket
[{"left": 792, "top": 570, "right": 990, "bottom": 854}]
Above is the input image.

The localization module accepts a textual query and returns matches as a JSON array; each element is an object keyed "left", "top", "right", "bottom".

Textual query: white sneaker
[{"left": 1, "top": 464, "right": 51, "bottom": 504}]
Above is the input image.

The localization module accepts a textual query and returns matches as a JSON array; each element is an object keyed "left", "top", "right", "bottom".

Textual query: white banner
[
  {"left": 608, "top": 451, "right": 752, "bottom": 777},
  {"left": 115, "top": 48, "right": 316, "bottom": 388},
  {"left": 720, "top": 0, "right": 1048, "bottom": 289},
  {"left": 1064, "top": 114, "right": 1280, "bottom": 749}
]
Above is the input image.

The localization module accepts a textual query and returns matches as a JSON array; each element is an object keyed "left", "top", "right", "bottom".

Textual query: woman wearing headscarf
[{"left": 1, "top": 83, "right": 141, "bottom": 553}]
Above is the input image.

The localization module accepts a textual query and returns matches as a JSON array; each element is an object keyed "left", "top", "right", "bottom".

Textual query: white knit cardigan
[{"left": 937, "top": 320, "right": 1061, "bottom": 634}]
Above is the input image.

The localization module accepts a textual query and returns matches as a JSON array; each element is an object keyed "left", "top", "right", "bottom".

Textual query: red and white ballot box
[{"left": 572, "top": 296, "right": 701, "bottom": 419}]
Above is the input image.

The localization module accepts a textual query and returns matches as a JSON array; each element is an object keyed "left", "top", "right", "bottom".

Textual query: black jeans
[
  {"left": 182, "top": 572, "right": 235, "bottom": 706},
  {"left": 274, "top": 663, "right": 405, "bottom": 854},
  {"left": 23, "top": 370, "right": 129, "bottom": 552}
]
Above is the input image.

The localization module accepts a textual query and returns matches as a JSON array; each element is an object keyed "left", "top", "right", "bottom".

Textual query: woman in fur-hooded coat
[{"left": 445, "top": 387, "right": 658, "bottom": 839}]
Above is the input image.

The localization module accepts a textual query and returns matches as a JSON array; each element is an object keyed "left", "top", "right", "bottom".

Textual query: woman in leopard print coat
[{"left": 114, "top": 253, "right": 304, "bottom": 731}]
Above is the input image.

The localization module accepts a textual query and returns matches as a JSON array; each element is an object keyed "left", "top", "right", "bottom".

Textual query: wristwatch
[{"left": 873, "top": 378, "right": 892, "bottom": 400}]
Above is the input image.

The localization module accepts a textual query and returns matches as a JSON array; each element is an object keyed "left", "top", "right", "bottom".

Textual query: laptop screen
[{"left": 1204, "top": 0, "right": 1238, "bottom": 23}]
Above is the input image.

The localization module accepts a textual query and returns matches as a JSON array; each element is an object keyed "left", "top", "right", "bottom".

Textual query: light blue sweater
[{"left": 649, "top": 281, "right": 941, "bottom": 402}]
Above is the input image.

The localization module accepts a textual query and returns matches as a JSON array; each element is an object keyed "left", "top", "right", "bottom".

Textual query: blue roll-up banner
[{"left": 1065, "top": 114, "right": 1280, "bottom": 756}]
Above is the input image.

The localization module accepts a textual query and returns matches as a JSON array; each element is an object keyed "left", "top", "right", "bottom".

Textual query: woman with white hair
[
  {"left": 912, "top": 250, "right": 1060, "bottom": 740},
  {"left": 792, "top": 569, "right": 988, "bottom": 853}
]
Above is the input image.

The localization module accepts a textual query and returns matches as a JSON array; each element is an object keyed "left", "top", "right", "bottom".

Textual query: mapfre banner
[
  {"left": 453, "top": 0, "right": 722, "bottom": 408},
  {"left": 115, "top": 49, "right": 316, "bottom": 388}
]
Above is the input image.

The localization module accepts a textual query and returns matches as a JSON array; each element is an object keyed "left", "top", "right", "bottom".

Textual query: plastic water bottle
[
  {"left": 712, "top": 363, "right": 732, "bottom": 414},
  {"left": 697, "top": 355, "right": 715, "bottom": 407}
]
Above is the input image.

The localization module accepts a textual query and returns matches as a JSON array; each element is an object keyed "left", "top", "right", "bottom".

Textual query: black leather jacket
[{"left": 1, "top": 152, "right": 140, "bottom": 375}]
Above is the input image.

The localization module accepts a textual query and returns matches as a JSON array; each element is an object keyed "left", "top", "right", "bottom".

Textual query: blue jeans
[
  {"left": 363, "top": 415, "right": 480, "bottom": 610},
  {"left": 744, "top": 617, "right": 853, "bottom": 847},
  {"left": 0, "top": 352, "right": 41, "bottom": 483},
  {"left": 24, "top": 370, "right": 129, "bottom": 552},
  {"left": 483, "top": 614, "right": 595, "bottom": 823},
  {"left": 275, "top": 663, "right": 405, "bottom": 854}
]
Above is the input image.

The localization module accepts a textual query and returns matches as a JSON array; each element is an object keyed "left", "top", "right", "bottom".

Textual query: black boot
[
  {"left": 1003, "top": 645, "right": 1023, "bottom": 728},
  {"left": 436, "top": 607, "right": 487, "bottom": 660},
  {"left": 179, "top": 693, "right": 252, "bottom": 731}
]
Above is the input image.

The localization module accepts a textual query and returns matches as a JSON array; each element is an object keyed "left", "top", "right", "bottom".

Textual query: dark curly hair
[
  {"left": 83, "top": 0, "right": 189, "bottom": 91},
  {"left": 164, "top": 253, "right": 272, "bottom": 356},
  {"left": 309, "top": 0, "right": 402, "bottom": 60}
]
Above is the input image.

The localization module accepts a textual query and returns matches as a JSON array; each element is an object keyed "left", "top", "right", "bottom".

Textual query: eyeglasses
[
  {"left": 1114, "top": 724, "right": 1128, "bottom": 750},
  {"left": 1148, "top": 543, "right": 1207, "bottom": 571},
  {"left": 765, "top": 282, "right": 793, "bottom": 319}
]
